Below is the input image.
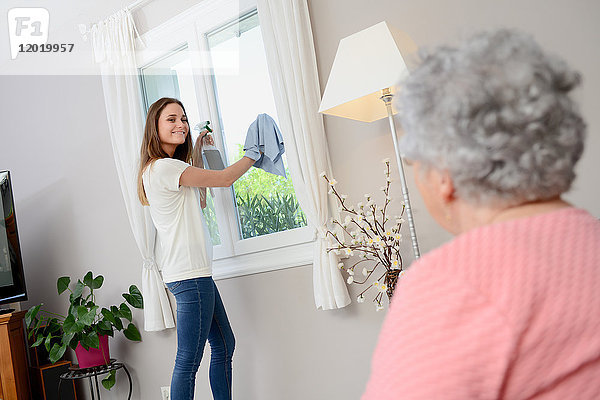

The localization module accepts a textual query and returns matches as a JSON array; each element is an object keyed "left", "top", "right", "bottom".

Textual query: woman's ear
[{"left": 438, "top": 170, "right": 456, "bottom": 205}]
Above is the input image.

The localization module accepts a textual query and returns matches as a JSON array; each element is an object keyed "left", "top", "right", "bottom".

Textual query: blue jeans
[{"left": 165, "top": 277, "right": 235, "bottom": 400}]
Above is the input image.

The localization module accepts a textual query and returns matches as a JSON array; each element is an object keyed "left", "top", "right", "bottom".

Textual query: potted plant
[{"left": 25, "top": 271, "right": 143, "bottom": 389}]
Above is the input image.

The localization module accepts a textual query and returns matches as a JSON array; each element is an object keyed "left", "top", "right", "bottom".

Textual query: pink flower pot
[{"left": 74, "top": 334, "right": 110, "bottom": 368}]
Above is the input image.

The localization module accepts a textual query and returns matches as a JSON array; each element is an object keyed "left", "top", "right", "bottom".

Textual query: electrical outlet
[{"left": 161, "top": 386, "right": 170, "bottom": 400}]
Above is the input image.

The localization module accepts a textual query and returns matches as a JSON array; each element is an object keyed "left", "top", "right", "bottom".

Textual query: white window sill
[{"left": 212, "top": 237, "right": 315, "bottom": 280}]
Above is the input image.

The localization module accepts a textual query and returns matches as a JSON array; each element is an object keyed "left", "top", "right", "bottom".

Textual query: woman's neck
[{"left": 452, "top": 197, "right": 571, "bottom": 234}]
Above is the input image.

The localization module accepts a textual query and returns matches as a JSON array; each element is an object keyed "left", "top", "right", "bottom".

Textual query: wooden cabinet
[{"left": 0, "top": 310, "right": 30, "bottom": 400}]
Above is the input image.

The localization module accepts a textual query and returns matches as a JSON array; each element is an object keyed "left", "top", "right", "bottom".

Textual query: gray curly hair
[{"left": 397, "top": 29, "right": 586, "bottom": 206}]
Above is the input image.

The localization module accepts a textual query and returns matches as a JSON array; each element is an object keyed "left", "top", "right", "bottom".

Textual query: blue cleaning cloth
[{"left": 243, "top": 113, "right": 286, "bottom": 178}]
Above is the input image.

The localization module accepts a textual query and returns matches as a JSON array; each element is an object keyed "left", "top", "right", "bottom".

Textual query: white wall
[{"left": 1, "top": 0, "right": 598, "bottom": 399}]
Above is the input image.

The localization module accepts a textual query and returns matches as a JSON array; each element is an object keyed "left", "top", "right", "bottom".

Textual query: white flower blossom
[
  {"left": 344, "top": 216, "right": 352, "bottom": 225},
  {"left": 319, "top": 171, "right": 327, "bottom": 178},
  {"left": 367, "top": 238, "right": 374, "bottom": 246},
  {"left": 328, "top": 187, "right": 334, "bottom": 194},
  {"left": 376, "top": 304, "right": 384, "bottom": 312},
  {"left": 347, "top": 268, "right": 354, "bottom": 276},
  {"left": 337, "top": 262, "right": 344, "bottom": 269},
  {"left": 357, "top": 295, "right": 365, "bottom": 303},
  {"left": 372, "top": 280, "right": 379, "bottom": 288},
  {"left": 328, "top": 178, "right": 338, "bottom": 186},
  {"left": 396, "top": 217, "right": 405, "bottom": 224},
  {"left": 344, "top": 248, "right": 353, "bottom": 256},
  {"left": 341, "top": 194, "right": 348, "bottom": 200},
  {"left": 347, "top": 276, "right": 354, "bottom": 284},
  {"left": 395, "top": 233, "right": 402, "bottom": 241},
  {"left": 391, "top": 259, "right": 400, "bottom": 269},
  {"left": 382, "top": 158, "right": 390, "bottom": 164},
  {"left": 379, "top": 284, "right": 388, "bottom": 293},
  {"left": 362, "top": 267, "right": 369, "bottom": 276},
  {"left": 357, "top": 202, "right": 364, "bottom": 209},
  {"left": 380, "top": 186, "right": 386, "bottom": 192},
  {"left": 364, "top": 193, "right": 372, "bottom": 200},
  {"left": 386, "top": 176, "right": 392, "bottom": 182}
]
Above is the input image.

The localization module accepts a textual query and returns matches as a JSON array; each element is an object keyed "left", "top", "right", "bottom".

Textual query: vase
[
  {"left": 74, "top": 334, "right": 110, "bottom": 368},
  {"left": 385, "top": 269, "right": 402, "bottom": 300}
]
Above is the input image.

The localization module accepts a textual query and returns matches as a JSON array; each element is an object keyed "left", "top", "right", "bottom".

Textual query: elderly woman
[{"left": 362, "top": 30, "right": 600, "bottom": 399}]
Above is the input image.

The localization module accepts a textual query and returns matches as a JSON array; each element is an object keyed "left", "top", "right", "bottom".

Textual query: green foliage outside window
[
  {"left": 201, "top": 145, "right": 307, "bottom": 241},
  {"left": 232, "top": 144, "right": 307, "bottom": 238}
]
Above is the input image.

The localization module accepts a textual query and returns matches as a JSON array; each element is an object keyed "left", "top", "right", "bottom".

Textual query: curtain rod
[
  {"left": 79, "top": 0, "right": 153, "bottom": 37},
  {"left": 125, "top": 0, "right": 154, "bottom": 12}
]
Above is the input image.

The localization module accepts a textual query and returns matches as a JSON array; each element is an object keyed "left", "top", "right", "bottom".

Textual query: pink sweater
[{"left": 362, "top": 207, "right": 600, "bottom": 400}]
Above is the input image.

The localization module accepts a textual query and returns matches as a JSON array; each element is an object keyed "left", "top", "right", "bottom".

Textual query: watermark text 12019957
[{"left": 18, "top": 43, "right": 75, "bottom": 53}]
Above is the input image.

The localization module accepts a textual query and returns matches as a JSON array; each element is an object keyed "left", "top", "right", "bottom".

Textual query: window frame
[{"left": 135, "top": 0, "right": 314, "bottom": 280}]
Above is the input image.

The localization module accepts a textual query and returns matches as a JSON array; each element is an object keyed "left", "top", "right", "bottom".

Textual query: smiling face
[{"left": 157, "top": 102, "right": 189, "bottom": 157}]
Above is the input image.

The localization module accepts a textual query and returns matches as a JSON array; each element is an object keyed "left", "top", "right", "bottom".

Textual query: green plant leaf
[
  {"left": 79, "top": 306, "right": 98, "bottom": 326},
  {"left": 47, "top": 318, "right": 61, "bottom": 334},
  {"left": 76, "top": 306, "right": 88, "bottom": 320},
  {"left": 119, "top": 303, "right": 132, "bottom": 322},
  {"left": 57, "top": 277, "right": 70, "bottom": 294},
  {"left": 91, "top": 275, "right": 104, "bottom": 289},
  {"left": 69, "top": 336, "right": 80, "bottom": 350},
  {"left": 101, "top": 370, "right": 116, "bottom": 390},
  {"left": 63, "top": 314, "right": 76, "bottom": 332},
  {"left": 72, "top": 280, "right": 84, "bottom": 299},
  {"left": 83, "top": 271, "right": 94, "bottom": 288},
  {"left": 25, "top": 304, "right": 42, "bottom": 327},
  {"left": 62, "top": 331, "right": 75, "bottom": 346},
  {"left": 123, "top": 285, "right": 143, "bottom": 309},
  {"left": 32, "top": 335, "right": 45, "bottom": 347},
  {"left": 110, "top": 305, "right": 120, "bottom": 316},
  {"left": 49, "top": 343, "right": 67, "bottom": 363},
  {"left": 101, "top": 308, "right": 123, "bottom": 330},
  {"left": 123, "top": 322, "right": 142, "bottom": 341},
  {"left": 97, "top": 320, "right": 114, "bottom": 336},
  {"left": 86, "top": 331, "right": 100, "bottom": 349},
  {"left": 44, "top": 335, "right": 53, "bottom": 352},
  {"left": 80, "top": 330, "right": 99, "bottom": 350}
]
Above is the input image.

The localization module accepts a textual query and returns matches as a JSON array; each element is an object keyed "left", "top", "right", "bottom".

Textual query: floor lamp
[{"left": 318, "top": 21, "right": 421, "bottom": 259}]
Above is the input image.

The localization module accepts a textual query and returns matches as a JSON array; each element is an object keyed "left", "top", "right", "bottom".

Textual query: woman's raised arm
[{"left": 179, "top": 156, "right": 255, "bottom": 188}]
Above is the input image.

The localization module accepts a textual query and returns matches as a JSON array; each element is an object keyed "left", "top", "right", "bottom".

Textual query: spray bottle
[{"left": 194, "top": 121, "right": 225, "bottom": 170}]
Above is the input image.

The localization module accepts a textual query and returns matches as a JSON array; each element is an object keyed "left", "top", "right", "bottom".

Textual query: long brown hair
[{"left": 137, "top": 97, "right": 192, "bottom": 205}]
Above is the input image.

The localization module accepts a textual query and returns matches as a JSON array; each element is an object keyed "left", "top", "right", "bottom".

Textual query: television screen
[{"left": 0, "top": 170, "right": 27, "bottom": 306}]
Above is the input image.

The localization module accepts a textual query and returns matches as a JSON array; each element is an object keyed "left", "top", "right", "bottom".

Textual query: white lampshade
[{"left": 319, "top": 21, "right": 418, "bottom": 122}]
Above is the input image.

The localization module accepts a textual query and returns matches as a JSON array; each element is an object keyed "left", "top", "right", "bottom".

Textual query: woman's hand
[{"left": 198, "top": 130, "right": 214, "bottom": 147}]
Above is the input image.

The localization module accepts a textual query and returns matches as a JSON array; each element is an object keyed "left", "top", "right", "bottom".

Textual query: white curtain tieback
[
  {"left": 143, "top": 258, "right": 158, "bottom": 270},
  {"left": 316, "top": 226, "right": 329, "bottom": 239}
]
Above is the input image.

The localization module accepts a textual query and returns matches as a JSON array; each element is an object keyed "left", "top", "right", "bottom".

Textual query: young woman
[{"left": 137, "top": 97, "right": 257, "bottom": 400}]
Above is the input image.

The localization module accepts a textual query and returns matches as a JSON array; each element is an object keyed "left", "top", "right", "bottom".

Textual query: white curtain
[
  {"left": 256, "top": 0, "right": 351, "bottom": 309},
  {"left": 89, "top": 9, "right": 175, "bottom": 331}
]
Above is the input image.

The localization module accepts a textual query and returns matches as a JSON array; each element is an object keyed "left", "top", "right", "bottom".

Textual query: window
[
  {"left": 206, "top": 12, "right": 307, "bottom": 240},
  {"left": 136, "top": 1, "right": 314, "bottom": 279}
]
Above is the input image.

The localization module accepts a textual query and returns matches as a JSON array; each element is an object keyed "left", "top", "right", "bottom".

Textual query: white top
[{"left": 142, "top": 158, "right": 213, "bottom": 283}]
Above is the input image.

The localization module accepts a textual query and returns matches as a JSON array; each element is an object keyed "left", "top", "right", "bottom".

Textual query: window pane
[
  {"left": 140, "top": 47, "right": 221, "bottom": 245},
  {"left": 207, "top": 12, "right": 307, "bottom": 240}
]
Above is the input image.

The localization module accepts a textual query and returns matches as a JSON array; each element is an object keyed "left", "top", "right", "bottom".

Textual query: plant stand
[{"left": 58, "top": 359, "right": 132, "bottom": 400}]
